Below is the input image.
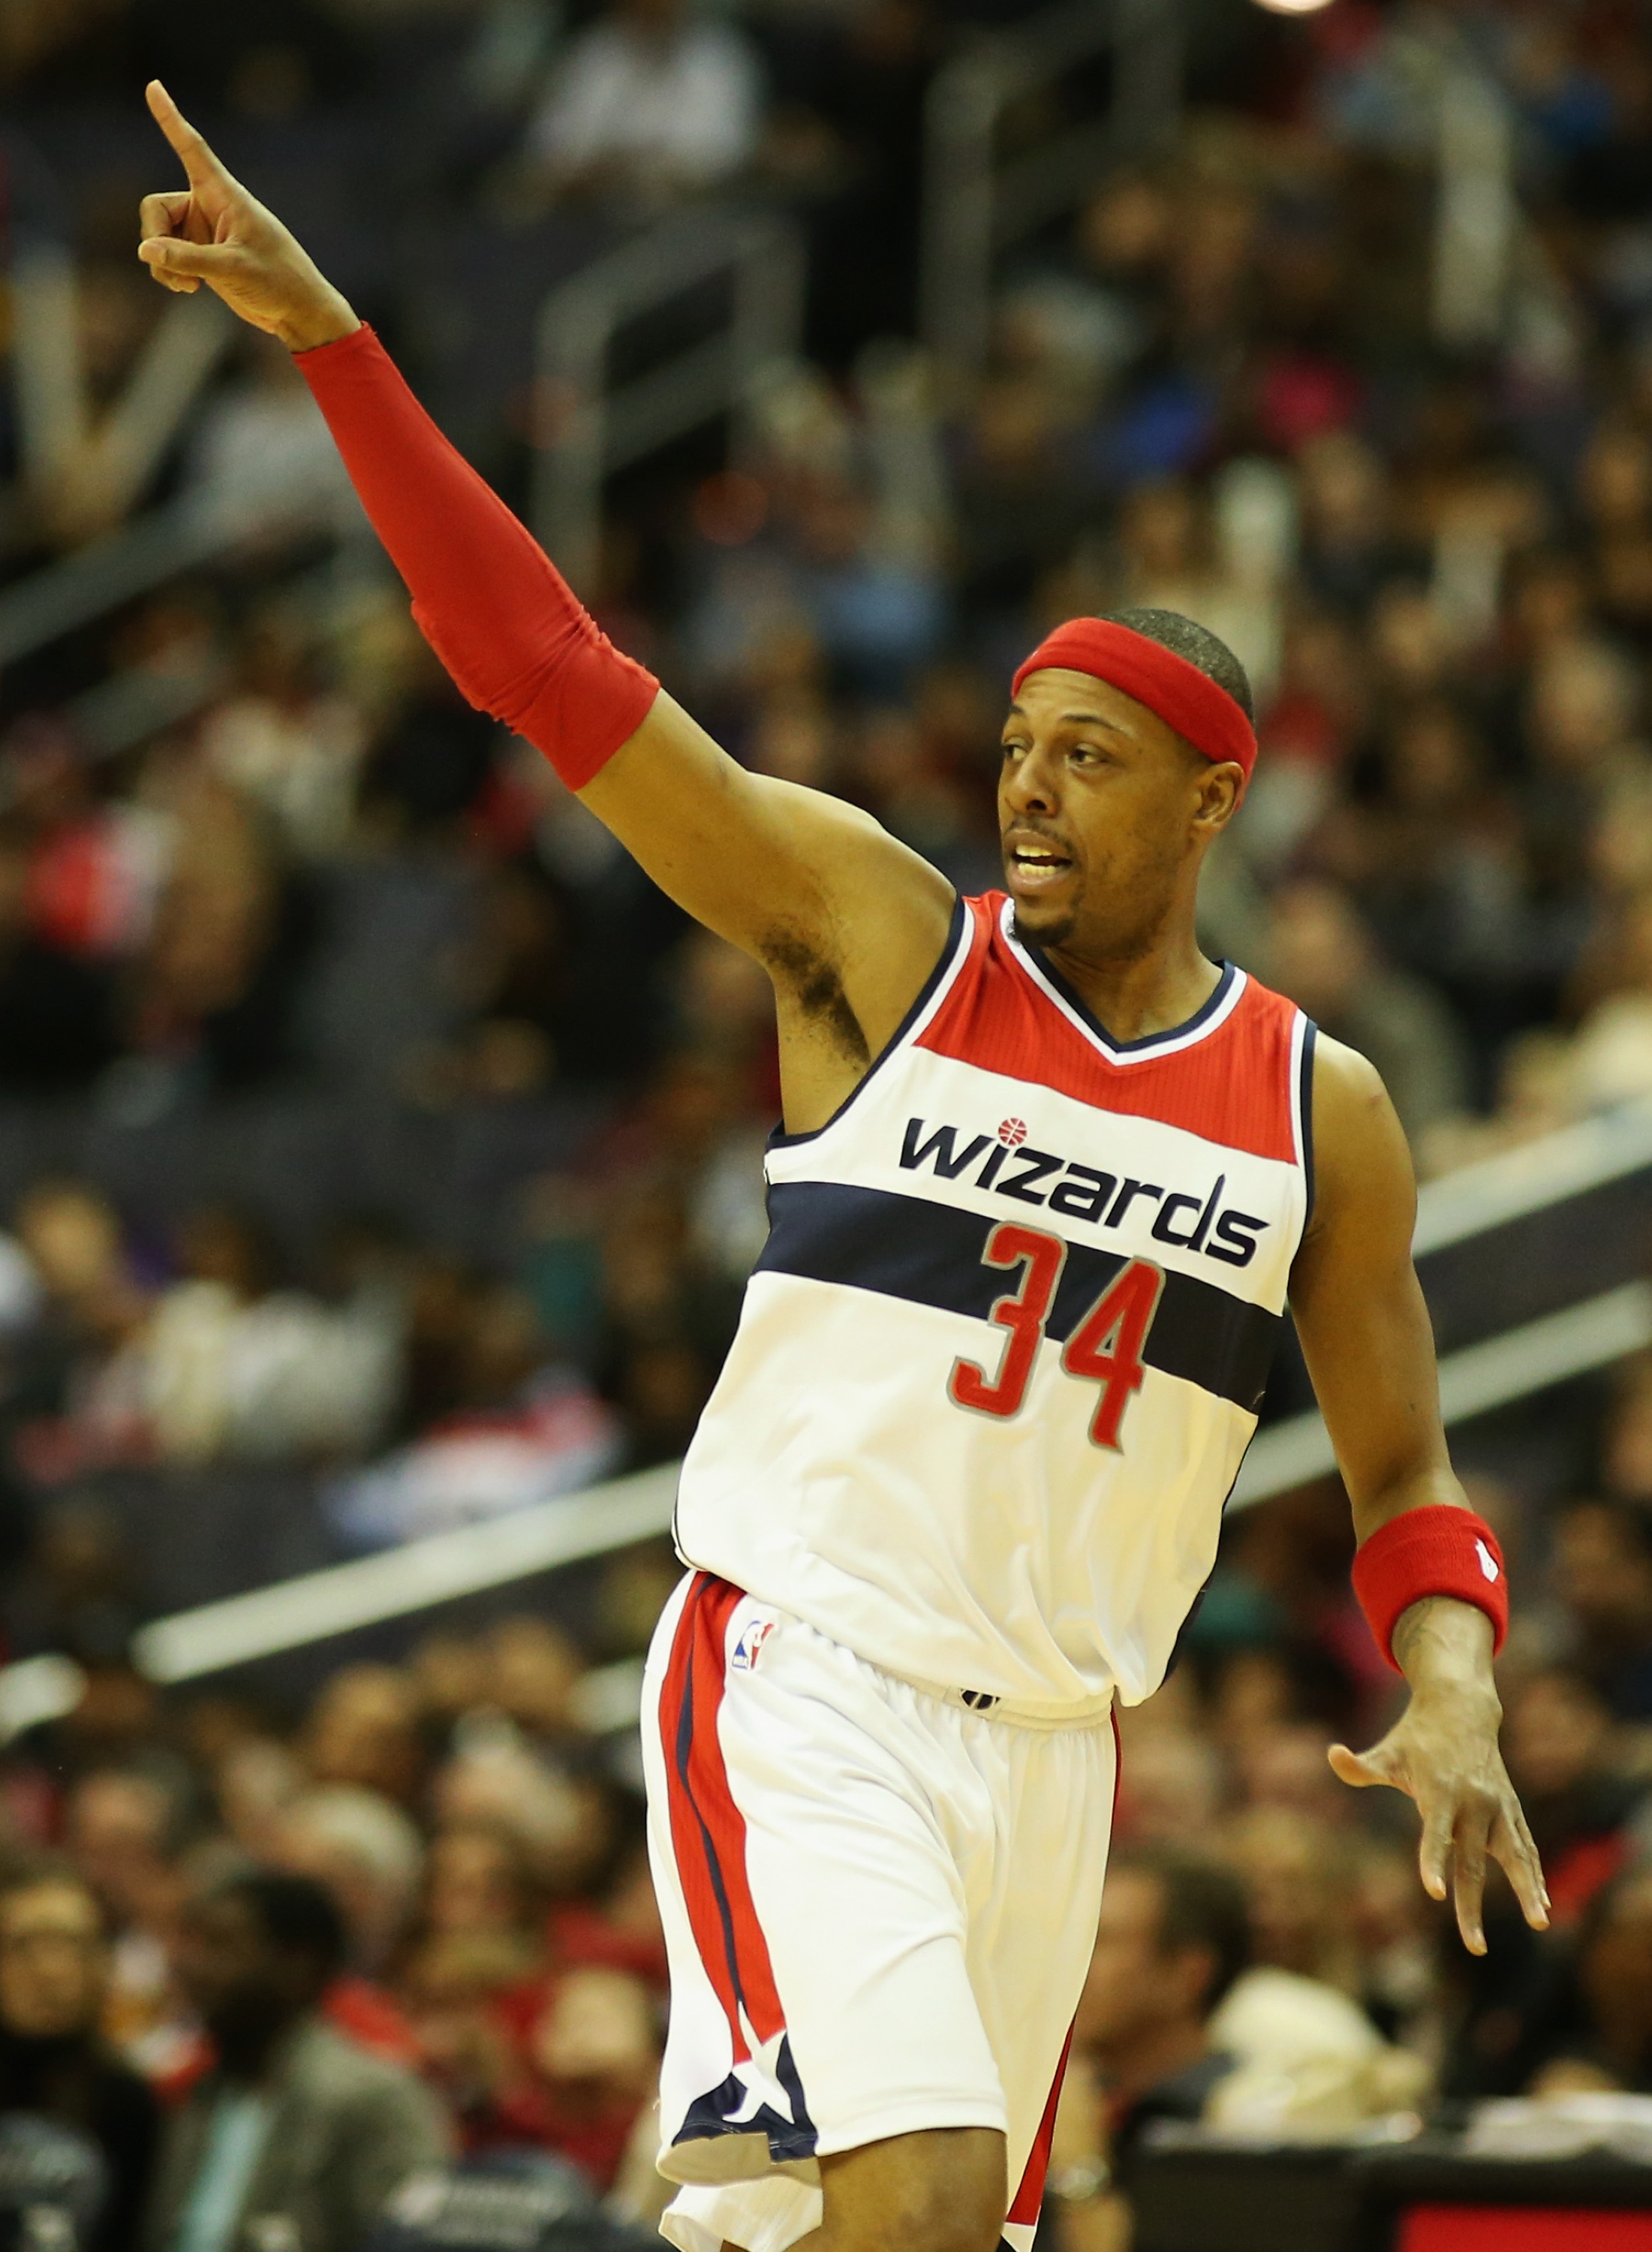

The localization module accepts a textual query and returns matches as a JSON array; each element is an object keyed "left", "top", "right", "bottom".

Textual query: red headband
[{"left": 1011, "top": 619, "right": 1257, "bottom": 780}]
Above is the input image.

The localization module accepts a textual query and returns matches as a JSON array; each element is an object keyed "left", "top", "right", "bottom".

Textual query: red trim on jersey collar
[{"left": 1011, "top": 619, "right": 1257, "bottom": 780}]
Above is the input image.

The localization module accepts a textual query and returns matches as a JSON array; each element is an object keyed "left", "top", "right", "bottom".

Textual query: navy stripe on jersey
[
  {"left": 1024, "top": 944, "right": 1239, "bottom": 1057},
  {"left": 756, "top": 1182, "right": 1280, "bottom": 1414},
  {"left": 1298, "top": 1020, "right": 1318, "bottom": 1227}
]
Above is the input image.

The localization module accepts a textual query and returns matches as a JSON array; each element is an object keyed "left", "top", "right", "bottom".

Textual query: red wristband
[
  {"left": 296, "top": 325, "right": 657, "bottom": 789},
  {"left": 1351, "top": 1506, "right": 1508, "bottom": 1671}
]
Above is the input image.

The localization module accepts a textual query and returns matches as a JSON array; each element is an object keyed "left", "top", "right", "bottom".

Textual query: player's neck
[{"left": 1040, "top": 923, "right": 1223, "bottom": 1047}]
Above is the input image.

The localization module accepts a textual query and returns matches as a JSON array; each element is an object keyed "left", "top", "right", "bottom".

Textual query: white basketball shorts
[{"left": 640, "top": 1571, "right": 1118, "bottom": 2252}]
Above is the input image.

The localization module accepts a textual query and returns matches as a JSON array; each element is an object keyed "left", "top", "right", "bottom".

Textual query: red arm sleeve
[{"left": 296, "top": 324, "right": 658, "bottom": 789}]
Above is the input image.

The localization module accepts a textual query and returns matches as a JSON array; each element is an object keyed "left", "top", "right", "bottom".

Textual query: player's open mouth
[{"left": 1007, "top": 841, "right": 1073, "bottom": 893}]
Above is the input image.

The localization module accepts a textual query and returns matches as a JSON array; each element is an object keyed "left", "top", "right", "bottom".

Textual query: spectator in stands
[
  {"left": 1550, "top": 1498, "right": 1652, "bottom": 1719},
  {"left": 122, "top": 767, "right": 302, "bottom": 1096},
  {"left": 1223, "top": 1811, "right": 1364, "bottom": 1996},
  {"left": 91, "top": 1205, "right": 400, "bottom": 1469},
  {"left": 198, "top": 600, "right": 366, "bottom": 860},
  {"left": 186, "top": 342, "right": 364, "bottom": 560},
  {"left": 404, "top": 1916, "right": 656, "bottom": 2189},
  {"left": 498, "top": 1962, "right": 660, "bottom": 2190},
  {"left": 66, "top": 1772, "right": 194, "bottom": 2087},
  {"left": 277, "top": 1787, "right": 425, "bottom": 2068},
  {"left": 1530, "top": 1868, "right": 1652, "bottom": 2095},
  {"left": 0, "top": 1865, "right": 160, "bottom": 2252},
  {"left": 420, "top": 1822, "right": 543, "bottom": 1972},
  {"left": 1262, "top": 879, "right": 1471, "bottom": 1146},
  {"left": 149, "top": 1871, "right": 447, "bottom": 2252},
  {"left": 400, "top": 1928, "right": 534, "bottom": 2152},
  {"left": 12, "top": 1185, "right": 143, "bottom": 1376},
  {"left": 483, "top": 1618, "right": 582, "bottom": 1746},
  {"left": 278, "top": 1789, "right": 423, "bottom": 1980},
  {"left": 303, "top": 1666, "right": 426, "bottom": 1808},
  {"left": 1058, "top": 1848, "right": 1250, "bottom": 2199},
  {"left": 522, "top": 0, "right": 761, "bottom": 208},
  {"left": 1502, "top": 1669, "right": 1638, "bottom": 1927}
]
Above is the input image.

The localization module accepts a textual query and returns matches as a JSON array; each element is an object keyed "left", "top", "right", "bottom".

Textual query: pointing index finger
[{"left": 145, "top": 80, "right": 230, "bottom": 191}]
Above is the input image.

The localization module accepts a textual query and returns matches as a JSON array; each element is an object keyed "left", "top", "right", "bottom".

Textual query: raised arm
[
  {"left": 1289, "top": 1037, "right": 1548, "bottom": 1952},
  {"left": 136, "top": 82, "right": 952, "bottom": 1131}
]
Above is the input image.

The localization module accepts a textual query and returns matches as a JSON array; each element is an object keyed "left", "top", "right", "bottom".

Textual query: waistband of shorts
[{"left": 678, "top": 1566, "right": 1118, "bottom": 1730}]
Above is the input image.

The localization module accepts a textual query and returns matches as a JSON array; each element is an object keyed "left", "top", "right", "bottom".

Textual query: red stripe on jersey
[
  {"left": 1007, "top": 2022, "right": 1075, "bottom": 2223},
  {"left": 917, "top": 896, "right": 1300, "bottom": 1165},
  {"left": 658, "top": 1573, "right": 787, "bottom": 2058}
]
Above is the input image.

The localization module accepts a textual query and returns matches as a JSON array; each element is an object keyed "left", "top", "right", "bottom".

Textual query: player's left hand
[{"left": 1328, "top": 1689, "right": 1548, "bottom": 1955}]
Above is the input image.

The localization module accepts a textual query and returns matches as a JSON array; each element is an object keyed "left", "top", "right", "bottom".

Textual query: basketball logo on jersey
[{"left": 731, "top": 1618, "right": 777, "bottom": 1671}]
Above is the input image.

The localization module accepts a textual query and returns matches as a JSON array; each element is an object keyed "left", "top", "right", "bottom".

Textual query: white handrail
[
  {"left": 1231, "top": 1281, "right": 1652, "bottom": 1509},
  {"left": 131, "top": 1461, "right": 681, "bottom": 1686},
  {"left": 25, "top": 1100, "right": 1652, "bottom": 1691},
  {"left": 920, "top": 0, "right": 1181, "bottom": 373},
  {"left": 109, "top": 1275, "right": 1652, "bottom": 1688},
  {"left": 532, "top": 208, "right": 804, "bottom": 594},
  {"left": 1413, "top": 1097, "right": 1652, "bottom": 1257}
]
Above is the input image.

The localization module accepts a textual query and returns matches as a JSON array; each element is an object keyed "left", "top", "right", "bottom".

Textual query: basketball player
[{"left": 138, "top": 82, "right": 1548, "bottom": 2252}]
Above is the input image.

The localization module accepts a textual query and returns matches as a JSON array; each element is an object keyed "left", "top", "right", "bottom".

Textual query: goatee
[{"left": 1010, "top": 903, "right": 1076, "bottom": 951}]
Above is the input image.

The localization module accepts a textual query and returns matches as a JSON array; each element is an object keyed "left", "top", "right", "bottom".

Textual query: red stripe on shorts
[
  {"left": 1007, "top": 2022, "right": 1074, "bottom": 2224},
  {"left": 658, "top": 1572, "right": 787, "bottom": 2061}
]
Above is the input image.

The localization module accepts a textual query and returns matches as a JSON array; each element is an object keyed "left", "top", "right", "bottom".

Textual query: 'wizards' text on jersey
[{"left": 674, "top": 894, "right": 1316, "bottom": 1718}]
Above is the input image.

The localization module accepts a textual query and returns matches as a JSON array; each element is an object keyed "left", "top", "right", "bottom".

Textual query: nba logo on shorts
[{"left": 731, "top": 1618, "right": 776, "bottom": 1671}]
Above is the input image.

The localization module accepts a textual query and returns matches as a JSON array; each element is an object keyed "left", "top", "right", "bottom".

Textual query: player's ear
[{"left": 1192, "top": 761, "right": 1244, "bottom": 835}]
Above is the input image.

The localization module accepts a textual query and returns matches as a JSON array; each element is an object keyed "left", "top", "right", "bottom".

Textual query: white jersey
[{"left": 674, "top": 893, "right": 1315, "bottom": 1716}]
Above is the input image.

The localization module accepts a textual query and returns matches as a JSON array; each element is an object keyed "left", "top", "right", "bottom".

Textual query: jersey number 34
[{"left": 948, "top": 1222, "right": 1165, "bottom": 1449}]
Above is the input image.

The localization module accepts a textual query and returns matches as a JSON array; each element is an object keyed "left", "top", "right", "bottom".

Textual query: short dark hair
[
  {"left": 1114, "top": 1847, "right": 1251, "bottom": 2016},
  {"left": 218, "top": 1871, "right": 348, "bottom": 1983},
  {"left": 1100, "top": 607, "right": 1255, "bottom": 725}
]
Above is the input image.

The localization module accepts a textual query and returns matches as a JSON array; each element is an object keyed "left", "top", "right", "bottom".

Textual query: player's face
[{"left": 998, "top": 667, "right": 1241, "bottom": 960}]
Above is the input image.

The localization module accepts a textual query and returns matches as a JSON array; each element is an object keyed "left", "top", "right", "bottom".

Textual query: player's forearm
[
  {"left": 295, "top": 325, "right": 657, "bottom": 779},
  {"left": 1347, "top": 1458, "right": 1464, "bottom": 1546}
]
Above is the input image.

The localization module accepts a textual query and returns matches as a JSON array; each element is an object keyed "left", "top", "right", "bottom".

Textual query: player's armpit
[
  {"left": 1287, "top": 1035, "right": 1456, "bottom": 1537},
  {"left": 583, "top": 694, "right": 956, "bottom": 1079}
]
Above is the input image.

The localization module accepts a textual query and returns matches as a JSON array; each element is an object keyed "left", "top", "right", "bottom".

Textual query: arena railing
[
  {"left": 530, "top": 207, "right": 805, "bottom": 597},
  {"left": 0, "top": 242, "right": 282, "bottom": 669},
  {"left": 0, "top": 1092, "right": 1625, "bottom": 1737},
  {"left": 919, "top": 0, "right": 1526, "bottom": 378},
  {"left": 0, "top": 204, "right": 803, "bottom": 670},
  {"left": 919, "top": 0, "right": 1183, "bottom": 375}
]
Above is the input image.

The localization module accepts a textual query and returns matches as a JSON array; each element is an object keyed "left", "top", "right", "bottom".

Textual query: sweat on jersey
[{"left": 674, "top": 893, "right": 1316, "bottom": 1719}]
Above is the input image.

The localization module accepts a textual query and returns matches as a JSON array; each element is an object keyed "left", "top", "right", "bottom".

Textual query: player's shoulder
[
  {"left": 1311, "top": 1030, "right": 1392, "bottom": 1118},
  {"left": 1302, "top": 1032, "right": 1415, "bottom": 1243}
]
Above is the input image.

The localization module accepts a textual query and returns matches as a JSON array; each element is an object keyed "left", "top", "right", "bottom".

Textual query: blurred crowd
[
  {"left": 0, "top": 0, "right": 1649, "bottom": 1478},
  {"left": 0, "top": 1603, "right": 679, "bottom": 2248},
  {"left": 0, "top": 1454, "right": 1651, "bottom": 2249},
  {"left": 0, "top": 0, "right": 1647, "bottom": 2244}
]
